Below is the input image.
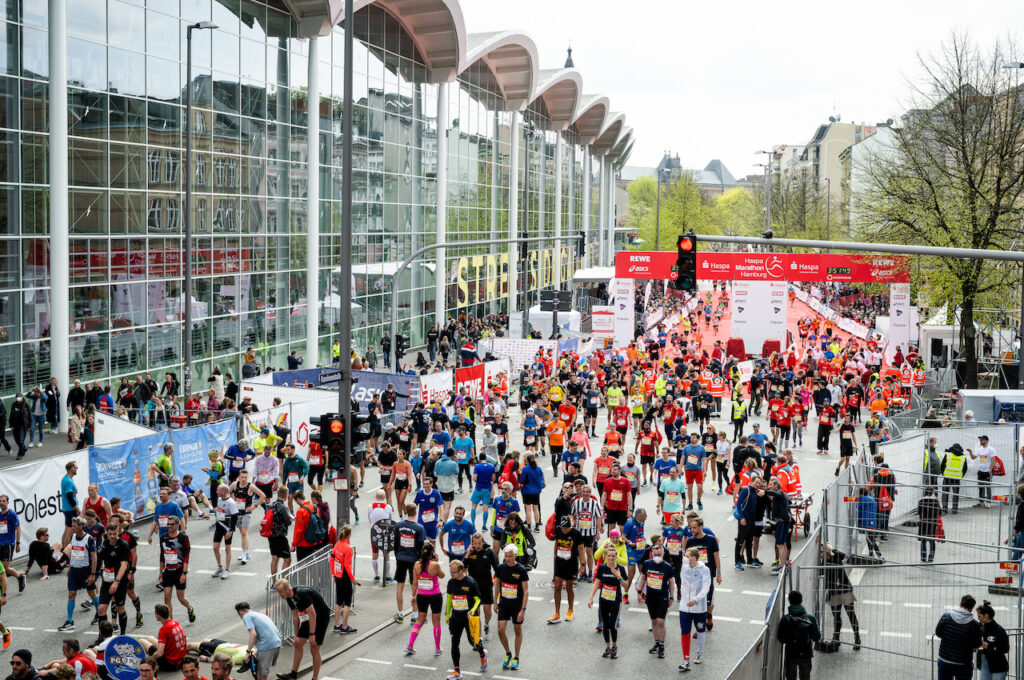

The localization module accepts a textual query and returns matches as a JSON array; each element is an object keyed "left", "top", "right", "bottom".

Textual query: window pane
[
  {"left": 22, "top": 288, "right": 49, "bottom": 339},
  {"left": 22, "top": 340, "right": 48, "bottom": 390},
  {"left": 108, "top": 48, "right": 145, "bottom": 97},
  {"left": 0, "top": 344, "right": 19, "bottom": 394},
  {"left": 109, "top": 1, "right": 144, "bottom": 50},
  {"left": 67, "top": 38, "right": 106, "bottom": 91},
  {"left": 67, "top": 0, "right": 106, "bottom": 41},
  {"left": 109, "top": 329, "right": 146, "bottom": 376},
  {"left": 70, "top": 333, "right": 108, "bottom": 382}
]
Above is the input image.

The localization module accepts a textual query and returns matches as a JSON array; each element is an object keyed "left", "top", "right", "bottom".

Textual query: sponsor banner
[
  {"left": 133, "top": 432, "right": 173, "bottom": 516},
  {"left": 267, "top": 368, "right": 414, "bottom": 412},
  {"left": 738, "top": 360, "right": 754, "bottom": 384},
  {"left": 612, "top": 278, "right": 634, "bottom": 348},
  {"left": 170, "top": 419, "right": 239, "bottom": 489},
  {"left": 420, "top": 370, "right": 455, "bottom": 406},
  {"left": 616, "top": 251, "right": 910, "bottom": 283},
  {"left": 291, "top": 396, "right": 339, "bottom": 459},
  {"left": 731, "top": 281, "right": 787, "bottom": 351},
  {"left": 0, "top": 450, "right": 88, "bottom": 559},
  {"left": 105, "top": 636, "right": 147, "bottom": 680},
  {"left": 455, "top": 364, "right": 486, "bottom": 401},
  {"left": 269, "top": 367, "right": 323, "bottom": 387},
  {"left": 483, "top": 358, "right": 512, "bottom": 391},
  {"left": 88, "top": 431, "right": 171, "bottom": 519},
  {"left": 887, "top": 282, "right": 912, "bottom": 362},
  {"left": 644, "top": 308, "right": 665, "bottom": 332},
  {"left": 591, "top": 306, "right": 615, "bottom": 337},
  {"left": 488, "top": 339, "right": 558, "bottom": 373},
  {"left": 558, "top": 339, "right": 579, "bottom": 356}
]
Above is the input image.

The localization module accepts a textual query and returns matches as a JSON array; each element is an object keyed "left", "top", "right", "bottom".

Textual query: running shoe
[
  {"left": 394, "top": 612, "right": 405, "bottom": 623},
  {"left": 18, "top": 574, "right": 26, "bottom": 592},
  {"left": 706, "top": 614, "right": 713, "bottom": 631},
  {"left": 510, "top": 657, "right": 519, "bottom": 670},
  {"left": 446, "top": 672, "right": 461, "bottom": 680},
  {"left": 221, "top": 569, "right": 231, "bottom": 580},
  {"left": 601, "top": 648, "right": 611, "bottom": 658},
  {"left": 694, "top": 651, "right": 703, "bottom": 664},
  {"left": 678, "top": 661, "right": 691, "bottom": 672},
  {"left": 623, "top": 594, "right": 630, "bottom": 604},
  {"left": 697, "top": 502, "right": 703, "bottom": 510},
  {"left": 211, "top": 566, "right": 224, "bottom": 578},
  {"left": 657, "top": 645, "right": 665, "bottom": 659},
  {"left": 188, "top": 607, "right": 197, "bottom": 623},
  {"left": 1, "top": 628, "right": 9, "bottom": 648},
  {"left": 735, "top": 562, "right": 744, "bottom": 571},
  {"left": 81, "top": 600, "right": 93, "bottom": 610},
  {"left": 565, "top": 610, "right": 574, "bottom": 622},
  {"left": 502, "top": 653, "right": 512, "bottom": 670},
  {"left": 404, "top": 646, "right": 416, "bottom": 655},
  {"left": 750, "top": 559, "right": 764, "bottom": 568},
  {"left": 685, "top": 504, "right": 693, "bottom": 511},
  {"left": 136, "top": 613, "right": 144, "bottom": 628},
  {"left": 610, "top": 646, "right": 618, "bottom": 659},
  {"left": 373, "top": 576, "right": 381, "bottom": 583},
  {"left": 479, "top": 649, "right": 488, "bottom": 671},
  {"left": 57, "top": 621, "right": 75, "bottom": 632},
  {"left": 547, "top": 614, "right": 561, "bottom": 624},
  {"left": 434, "top": 648, "right": 443, "bottom": 656},
  {"left": 649, "top": 643, "right": 660, "bottom": 655}
]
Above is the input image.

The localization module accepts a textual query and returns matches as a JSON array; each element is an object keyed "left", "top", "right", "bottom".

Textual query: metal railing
[{"left": 265, "top": 544, "right": 333, "bottom": 643}]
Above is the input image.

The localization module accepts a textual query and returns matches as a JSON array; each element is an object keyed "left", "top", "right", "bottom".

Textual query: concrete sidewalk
[{"left": 0, "top": 430, "right": 79, "bottom": 469}]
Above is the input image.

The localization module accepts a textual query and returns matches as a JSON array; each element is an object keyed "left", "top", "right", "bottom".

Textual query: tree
[
  {"left": 627, "top": 172, "right": 710, "bottom": 250},
  {"left": 712, "top": 187, "right": 762, "bottom": 237},
  {"left": 855, "top": 34, "right": 1024, "bottom": 388},
  {"left": 771, "top": 172, "right": 831, "bottom": 244}
]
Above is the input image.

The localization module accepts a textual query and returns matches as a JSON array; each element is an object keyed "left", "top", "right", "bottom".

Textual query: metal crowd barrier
[{"left": 265, "top": 544, "right": 333, "bottom": 643}]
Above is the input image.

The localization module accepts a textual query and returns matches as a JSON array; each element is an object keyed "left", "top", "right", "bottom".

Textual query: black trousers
[
  {"left": 941, "top": 478, "right": 961, "bottom": 511},
  {"left": 735, "top": 522, "right": 754, "bottom": 563},
  {"left": 816, "top": 425, "right": 831, "bottom": 451}
]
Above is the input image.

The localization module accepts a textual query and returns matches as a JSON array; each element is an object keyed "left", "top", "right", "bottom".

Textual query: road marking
[
  {"left": 903, "top": 603, "right": 931, "bottom": 608},
  {"left": 194, "top": 569, "right": 257, "bottom": 576},
  {"left": 322, "top": 676, "right": 346, "bottom": 680},
  {"left": 713, "top": 616, "right": 743, "bottom": 622},
  {"left": 749, "top": 619, "right": 763, "bottom": 625},
  {"left": 355, "top": 658, "right": 391, "bottom": 665},
  {"left": 355, "top": 554, "right": 371, "bottom": 560},
  {"left": 742, "top": 590, "right": 771, "bottom": 596},
  {"left": 8, "top": 627, "right": 34, "bottom": 631},
  {"left": 628, "top": 607, "right": 647, "bottom": 613},
  {"left": 460, "top": 671, "right": 482, "bottom": 677},
  {"left": 716, "top": 587, "right": 733, "bottom": 593},
  {"left": 403, "top": 664, "right": 436, "bottom": 671},
  {"left": 134, "top": 565, "right": 157, "bottom": 571},
  {"left": 862, "top": 599, "right": 892, "bottom": 605},
  {"left": 44, "top": 629, "right": 63, "bottom": 633},
  {"left": 493, "top": 676, "right": 525, "bottom": 680},
  {"left": 532, "top": 569, "right": 549, "bottom": 575},
  {"left": 881, "top": 631, "right": 912, "bottom": 638},
  {"left": 527, "top": 596, "right": 544, "bottom": 601}
]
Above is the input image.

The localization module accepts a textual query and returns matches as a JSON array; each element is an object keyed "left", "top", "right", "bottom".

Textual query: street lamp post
[
  {"left": 1002, "top": 61, "right": 1024, "bottom": 391},
  {"left": 756, "top": 150, "right": 773, "bottom": 252},
  {"left": 655, "top": 168, "right": 663, "bottom": 251},
  {"left": 183, "top": 21, "right": 218, "bottom": 404}
]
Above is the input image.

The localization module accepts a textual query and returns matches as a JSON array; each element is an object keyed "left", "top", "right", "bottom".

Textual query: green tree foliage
[
  {"left": 770, "top": 173, "right": 833, "bottom": 244},
  {"left": 854, "top": 34, "right": 1024, "bottom": 388}
]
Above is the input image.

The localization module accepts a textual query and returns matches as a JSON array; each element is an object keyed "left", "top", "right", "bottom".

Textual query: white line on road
[
  {"left": 493, "top": 675, "right": 526, "bottom": 680},
  {"left": 742, "top": 590, "right": 771, "bottom": 596},
  {"left": 460, "top": 671, "right": 482, "bottom": 677},
  {"left": 527, "top": 596, "right": 544, "bottom": 601},
  {"left": 714, "top": 616, "right": 743, "bottom": 622},
  {"left": 880, "top": 631, "right": 912, "bottom": 638},
  {"left": 628, "top": 607, "right": 647, "bottom": 613},
  {"left": 403, "top": 664, "right": 436, "bottom": 671},
  {"left": 716, "top": 587, "right": 733, "bottom": 593},
  {"left": 134, "top": 565, "right": 157, "bottom": 571},
  {"left": 8, "top": 627, "right": 34, "bottom": 631},
  {"left": 532, "top": 569, "right": 549, "bottom": 575},
  {"left": 903, "top": 603, "right": 931, "bottom": 608},
  {"left": 749, "top": 620, "right": 763, "bottom": 625},
  {"left": 354, "top": 658, "right": 391, "bottom": 665},
  {"left": 862, "top": 599, "right": 892, "bottom": 605}
]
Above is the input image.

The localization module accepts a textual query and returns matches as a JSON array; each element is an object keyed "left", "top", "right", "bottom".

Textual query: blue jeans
[
  {"left": 1011, "top": 530, "right": 1024, "bottom": 562},
  {"left": 980, "top": 653, "right": 1007, "bottom": 680},
  {"left": 29, "top": 414, "right": 45, "bottom": 444},
  {"left": 937, "top": 659, "right": 973, "bottom": 680}
]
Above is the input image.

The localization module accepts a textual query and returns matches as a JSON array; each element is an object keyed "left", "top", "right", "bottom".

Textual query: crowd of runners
[{"left": 1, "top": 281, "right": 1007, "bottom": 680}]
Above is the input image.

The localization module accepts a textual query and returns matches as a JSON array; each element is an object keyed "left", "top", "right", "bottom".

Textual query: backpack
[
  {"left": 259, "top": 508, "right": 275, "bottom": 538},
  {"left": 991, "top": 456, "right": 1006, "bottom": 477},
  {"left": 303, "top": 504, "right": 327, "bottom": 545},
  {"left": 877, "top": 486, "right": 893, "bottom": 512},
  {"left": 544, "top": 513, "right": 556, "bottom": 541},
  {"left": 784, "top": 614, "right": 818, "bottom": 659}
]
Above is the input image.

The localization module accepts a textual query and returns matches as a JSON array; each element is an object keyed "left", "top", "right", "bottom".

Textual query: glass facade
[{"left": 0, "top": 0, "right": 620, "bottom": 401}]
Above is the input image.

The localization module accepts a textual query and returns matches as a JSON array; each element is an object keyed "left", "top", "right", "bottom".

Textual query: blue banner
[
  {"left": 89, "top": 431, "right": 170, "bottom": 518},
  {"left": 89, "top": 441, "right": 137, "bottom": 515},
  {"left": 559, "top": 339, "right": 579, "bottom": 355},
  {"left": 168, "top": 426, "right": 208, "bottom": 493},
  {"left": 270, "top": 367, "right": 415, "bottom": 412}
]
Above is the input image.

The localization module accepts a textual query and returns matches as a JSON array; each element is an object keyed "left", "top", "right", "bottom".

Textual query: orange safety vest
[
  {"left": 913, "top": 368, "right": 926, "bottom": 387},
  {"left": 900, "top": 366, "right": 913, "bottom": 387},
  {"left": 709, "top": 376, "right": 727, "bottom": 398}
]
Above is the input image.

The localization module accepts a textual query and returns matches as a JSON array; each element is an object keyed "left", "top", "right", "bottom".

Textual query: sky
[{"left": 460, "top": 0, "right": 1021, "bottom": 180}]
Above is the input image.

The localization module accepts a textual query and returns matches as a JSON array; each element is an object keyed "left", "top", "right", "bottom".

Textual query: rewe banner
[
  {"left": 615, "top": 251, "right": 910, "bottom": 283},
  {"left": 455, "top": 364, "right": 486, "bottom": 400}
]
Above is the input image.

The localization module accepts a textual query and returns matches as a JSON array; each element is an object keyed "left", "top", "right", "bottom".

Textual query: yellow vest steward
[{"left": 943, "top": 453, "right": 965, "bottom": 479}]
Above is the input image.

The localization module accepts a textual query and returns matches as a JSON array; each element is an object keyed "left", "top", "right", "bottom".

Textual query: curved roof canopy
[
  {"left": 279, "top": 0, "right": 343, "bottom": 37},
  {"left": 571, "top": 94, "right": 609, "bottom": 144},
  {"left": 353, "top": 0, "right": 466, "bottom": 82},
  {"left": 529, "top": 68, "right": 582, "bottom": 129},
  {"left": 609, "top": 126, "right": 633, "bottom": 160},
  {"left": 593, "top": 112, "right": 625, "bottom": 154},
  {"left": 459, "top": 31, "right": 537, "bottom": 109}
]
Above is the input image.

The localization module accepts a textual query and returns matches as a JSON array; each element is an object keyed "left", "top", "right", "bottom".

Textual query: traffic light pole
[
  {"left": 387, "top": 234, "right": 584, "bottom": 369},
  {"left": 337, "top": 0, "right": 354, "bottom": 529}
]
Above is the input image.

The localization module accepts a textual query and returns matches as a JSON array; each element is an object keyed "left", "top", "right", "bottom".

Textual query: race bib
[
  {"left": 600, "top": 584, "right": 617, "bottom": 601},
  {"left": 500, "top": 582, "right": 518, "bottom": 600},
  {"left": 642, "top": 437, "right": 652, "bottom": 446},
  {"left": 257, "top": 472, "right": 274, "bottom": 484},
  {"left": 687, "top": 454, "right": 700, "bottom": 466},
  {"left": 288, "top": 472, "right": 299, "bottom": 483},
  {"left": 526, "top": 435, "right": 536, "bottom": 444},
  {"left": 590, "top": 397, "right": 599, "bottom": 407},
  {"left": 717, "top": 452, "right": 728, "bottom": 462},
  {"left": 417, "top": 576, "right": 433, "bottom": 590},
  {"left": 698, "top": 548, "right": 708, "bottom": 562},
  {"left": 422, "top": 510, "right": 435, "bottom": 523},
  {"left": 450, "top": 541, "right": 465, "bottom": 556},
  {"left": 230, "top": 458, "right": 244, "bottom": 469},
  {"left": 396, "top": 472, "right": 408, "bottom": 481},
  {"left": 158, "top": 515, "right": 169, "bottom": 528},
  {"left": 400, "top": 535, "right": 415, "bottom": 548},
  {"left": 298, "top": 611, "right": 309, "bottom": 623},
  {"left": 163, "top": 549, "right": 179, "bottom": 565},
  {"left": 309, "top": 452, "right": 323, "bottom": 466},
  {"left": 842, "top": 432, "right": 852, "bottom": 440},
  {"left": 625, "top": 471, "right": 636, "bottom": 482},
  {"left": 578, "top": 518, "right": 593, "bottom": 530},
  {"left": 52, "top": 549, "right": 64, "bottom": 561},
  {"left": 452, "top": 594, "right": 468, "bottom": 611},
  {"left": 216, "top": 507, "right": 226, "bottom": 520},
  {"left": 667, "top": 537, "right": 681, "bottom": 553},
  {"left": 647, "top": 573, "right": 664, "bottom": 590},
  {"left": 598, "top": 466, "right": 610, "bottom": 476},
  {"left": 610, "top": 490, "right": 624, "bottom": 502},
  {"left": 102, "top": 568, "right": 115, "bottom": 582},
  {"left": 399, "top": 434, "right": 409, "bottom": 442},
  {"left": 556, "top": 545, "right": 572, "bottom": 560},
  {"left": 635, "top": 536, "right": 646, "bottom": 550},
  {"left": 0, "top": 522, "right": 7, "bottom": 534},
  {"left": 666, "top": 491, "right": 680, "bottom": 504},
  {"left": 495, "top": 517, "right": 506, "bottom": 530},
  {"left": 616, "top": 417, "right": 627, "bottom": 427}
]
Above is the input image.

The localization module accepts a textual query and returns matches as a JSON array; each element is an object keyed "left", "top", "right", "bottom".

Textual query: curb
[{"left": 293, "top": 608, "right": 412, "bottom": 678}]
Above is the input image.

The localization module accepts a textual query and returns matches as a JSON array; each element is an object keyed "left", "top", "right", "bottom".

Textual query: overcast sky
[{"left": 461, "top": 0, "right": 1020, "bottom": 180}]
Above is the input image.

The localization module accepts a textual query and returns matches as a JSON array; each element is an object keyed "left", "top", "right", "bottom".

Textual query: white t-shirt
[{"left": 974, "top": 445, "right": 996, "bottom": 473}]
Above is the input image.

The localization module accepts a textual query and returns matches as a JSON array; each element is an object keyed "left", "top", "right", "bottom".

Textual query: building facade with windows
[{"left": 1, "top": 0, "right": 631, "bottom": 408}]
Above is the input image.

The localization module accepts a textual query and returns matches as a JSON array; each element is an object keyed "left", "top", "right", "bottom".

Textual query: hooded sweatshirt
[{"left": 935, "top": 607, "right": 982, "bottom": 665}]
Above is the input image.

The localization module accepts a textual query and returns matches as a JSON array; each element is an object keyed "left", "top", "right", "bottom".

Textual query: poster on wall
[
  {"left": 731, "top": 281, "right": 787, "bottom": 351},
  {"left": 887, "top": 282, "right": 912, "bottom": 362}
]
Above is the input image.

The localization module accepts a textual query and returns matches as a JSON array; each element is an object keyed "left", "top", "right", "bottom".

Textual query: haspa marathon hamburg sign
[{"left": 615, "top": 251, "right": 909, "bottom": 283}]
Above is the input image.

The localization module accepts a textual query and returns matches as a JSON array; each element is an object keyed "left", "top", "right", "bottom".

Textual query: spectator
[
  {"left": 27, "top": 387, "right": 46, "bottom": 448},
  {"left": 975, "top": 600, "right": 1009, "bottom": 680},
  {"left": 917, "top": 487, "right": 942, "bottom": 563},
  {"left": 776, "top": 590, "right": 821, "bottom": 680},
  {"left": 934, "top": 594, "right": 982, "bottom": 680},
  {"left": 45, "top": 377, "right": 61, "bottom": 434},
  {"left": 9, "top": 394, "right": 29, "bottom": 459}
]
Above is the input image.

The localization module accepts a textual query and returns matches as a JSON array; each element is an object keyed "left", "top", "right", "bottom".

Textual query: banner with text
[
  {"left": 731, "top": 281, "right": 787, "bottom": 350},
  {"left": 615, "top": 251, "right": 910, "bottom": 283},
  {"left": 886, "top": 282, "right": 912, "bottom": 362},
  {"left": 0, "top": 450, "right": 89, "bottom": 558},
  {"left": 487, "top": 339, "right": 557, "bottom": 373},
  {"left": 419, "top": 370, "right": 455, "bottom": 406},
  {"left": 455, "top": 364, "right": 486, "bottom": 401},
  {"left": 592, "top": 306, "right": 615, "bottom": 338},
  {"left": 612, "top": 278, "right": 635, "bottom": 348}
]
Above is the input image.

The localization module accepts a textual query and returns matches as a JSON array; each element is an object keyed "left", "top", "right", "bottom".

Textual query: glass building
[{"left": 1, "top": 0, "right": 632, "bottom": 405}]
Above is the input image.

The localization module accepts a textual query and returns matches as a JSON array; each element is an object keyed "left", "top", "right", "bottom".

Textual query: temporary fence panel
[
  {"left": 265, "top": 544, "right": 333, "bottom": 644},
  {"left": 803, "top": 560, "right": 1023, "bottom": 680},
  {"left": 724, "top": 626, "right": 766, "bottom": 680},
  {"left": 94, "top": 411, "right": 157, "bottom": 446},
  {"left": 789, "top": 523, "right": 825, "bottom": 642},
  {"left": 0, "top": 449, "right": 89, "bottom": 559},
  {"left": 762, "top": 574, "right": 786, "bottom": 680},
  {"left": 822, "top": 462, "right": 868, "bottom": 557},
  {"left": 239, "top": 382, "right": 336, "bottom": 411}
]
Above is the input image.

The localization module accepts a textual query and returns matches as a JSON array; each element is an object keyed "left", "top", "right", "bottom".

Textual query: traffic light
[
  {"left": 673, "top": 231, "right": 697, "bottom": 291},
  {"left": 349, "top": 411, "right": 371, "bottom": 449},
  {"left": 311, "top": 412, "right": 346, "bottom": 472},
  {"left": 577, "top": 230, "right": 586, "bottom": 258}
]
